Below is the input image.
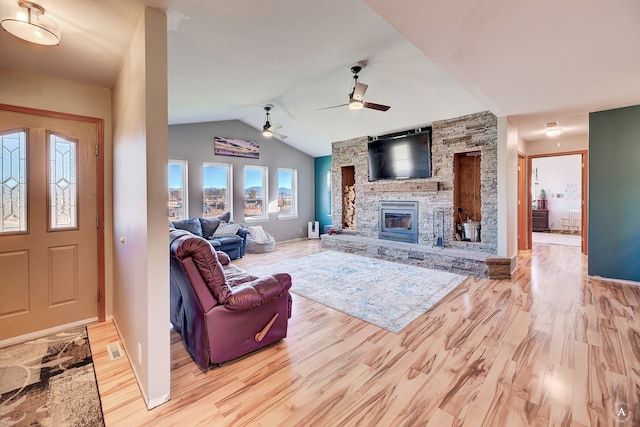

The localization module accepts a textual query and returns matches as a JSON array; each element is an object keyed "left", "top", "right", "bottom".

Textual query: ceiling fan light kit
[
  {"left": 261, "top": 104, "right": 287, "bottom": 139},
  {"left": 320, "top": 63, "right": 391, "bottom": 112},
  {"left": 1, "top": 1, "right": 60, "bottom": 46},
  {"left": 348, "top": 100, "right": 364, "bottom": 110}
]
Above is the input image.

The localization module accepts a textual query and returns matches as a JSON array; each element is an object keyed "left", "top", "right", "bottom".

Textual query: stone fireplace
[
  {"left": 379, "top": 201, "right": 418, "bottom": 244},
  {"left": 323, "top": 111, "right": 511, "bottom": 278}
]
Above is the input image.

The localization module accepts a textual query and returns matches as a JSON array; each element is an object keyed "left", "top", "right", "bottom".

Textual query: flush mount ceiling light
[
  {"left": 545, "top": 121, "right": 563, "bottom": 137},
  {"left": 1, "top": 1, "right": 60, "bottom": 46}
]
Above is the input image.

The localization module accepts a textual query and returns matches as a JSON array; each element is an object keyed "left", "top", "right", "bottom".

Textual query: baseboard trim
[
  {"left": 0, "top": 317, "right": 99, "bottom": 349},
  {"left": 589, "top": 275, "right": 640, "bottom": 286}
]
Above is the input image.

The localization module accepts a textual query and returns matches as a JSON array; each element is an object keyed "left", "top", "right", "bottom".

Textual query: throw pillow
[
  {"left": 211, "top": 221, "right": 242, "bottom": 237},
  {"left": 248, "top": 225, "right": 269, "bottom": 243},
  {"left": 171, "top": 218, "right": 203, "bottom": 237},
  {"left": 216, "top": 211, "right": 231, "bottom": 223},
  {"left": 199, "top": 217, "right": 221, "bottom": 239}
]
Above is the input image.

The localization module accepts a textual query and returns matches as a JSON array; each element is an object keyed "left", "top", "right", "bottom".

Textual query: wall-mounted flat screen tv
[{"left": 367, "top": 127, "right": 432, "bottom": 181}]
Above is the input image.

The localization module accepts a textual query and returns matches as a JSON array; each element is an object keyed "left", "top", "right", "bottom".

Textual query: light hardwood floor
[{"left": 88, "top": 239, "right": 640, "bottom": 426}]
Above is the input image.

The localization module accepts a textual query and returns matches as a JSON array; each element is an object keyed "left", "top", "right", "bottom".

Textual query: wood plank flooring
[{"left": 88, "top": 239, "right": 640, "bottom": 426}]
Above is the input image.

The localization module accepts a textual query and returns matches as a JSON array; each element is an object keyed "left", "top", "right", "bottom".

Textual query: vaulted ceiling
[{"left": 1, "top": 0, "right": 638, "bottom": 156}]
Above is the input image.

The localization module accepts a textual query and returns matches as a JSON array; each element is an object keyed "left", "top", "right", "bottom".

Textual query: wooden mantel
[{"left": 359, "top": 180, "right": 439, "bottom": 193}]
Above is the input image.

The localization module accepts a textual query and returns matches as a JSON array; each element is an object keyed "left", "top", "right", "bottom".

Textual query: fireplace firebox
[{"left": 379, "top": 201, "right": 418, "bottom": 243}]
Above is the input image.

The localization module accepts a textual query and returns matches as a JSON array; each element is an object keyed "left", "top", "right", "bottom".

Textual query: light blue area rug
[{"left": 251, "top": 251, "right": 466, "bottom": 333}]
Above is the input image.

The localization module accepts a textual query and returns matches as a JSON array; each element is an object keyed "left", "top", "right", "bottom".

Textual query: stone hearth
[{"left": 321, "top": 233, "right": 509, "bottom": 279}]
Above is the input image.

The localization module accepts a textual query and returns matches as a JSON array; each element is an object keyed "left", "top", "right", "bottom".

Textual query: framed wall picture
[{"left": 213, "top": 136, "right": 260, "bottom": 159}]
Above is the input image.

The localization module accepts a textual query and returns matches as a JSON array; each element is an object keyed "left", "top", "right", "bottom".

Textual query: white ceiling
[{"left": 1, "top": 0, "right": 639, "bottom": 157}]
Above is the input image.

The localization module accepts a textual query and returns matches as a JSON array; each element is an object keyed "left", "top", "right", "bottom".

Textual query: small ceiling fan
[
  {"left": 261, "top": 104, "right": 287, "bottom": 139},
  {"left": 320, "top": 64, "right": 391, "bottom": 112}
]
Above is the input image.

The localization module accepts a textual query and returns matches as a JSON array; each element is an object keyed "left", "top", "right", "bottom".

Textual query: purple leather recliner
[{"left": 169, "top": 229, "right": 292, "bottom": 370}]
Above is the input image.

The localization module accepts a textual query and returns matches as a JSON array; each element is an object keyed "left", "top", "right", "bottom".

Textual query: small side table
[{"left": 532, "top": 209, "right": 550, "bottom": 232}]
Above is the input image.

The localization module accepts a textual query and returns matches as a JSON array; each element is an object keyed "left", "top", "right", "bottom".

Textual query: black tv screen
[{"left": 368, "top": 128, "right": 432, "bottom": 181}]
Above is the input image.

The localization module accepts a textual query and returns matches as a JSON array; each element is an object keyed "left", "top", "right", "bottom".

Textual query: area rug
[
  {"left": 251, "top": 251, "right": 466, "bottom": 333},
  {"left": 0, "top": 326, "right": 104, "bottom": 426}
]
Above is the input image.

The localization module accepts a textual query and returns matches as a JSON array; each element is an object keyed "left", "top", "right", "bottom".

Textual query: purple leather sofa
[{"left": 169, "top": 229, "right": 292, "bottom": 369}]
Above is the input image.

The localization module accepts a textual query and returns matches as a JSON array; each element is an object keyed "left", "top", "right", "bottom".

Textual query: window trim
[
  {"left": 243, "top": 165, "right": 269, "bottom": 222},
  {"left": 202, "top": 162, "right": 233, "bottom": 218},
  {"left": 277, "top": 167, "right": 298, "bottom": 219},
  {"left": 168, "top": 159, "right": 188, "bottom": 221}
]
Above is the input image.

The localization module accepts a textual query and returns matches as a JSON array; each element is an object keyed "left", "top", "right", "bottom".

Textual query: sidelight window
[
  {"left": 48, "top": 133, "right": 77, "bottom": 230},
  {"left": 0, "top": 130, "right": 27, "bottom": 233}
]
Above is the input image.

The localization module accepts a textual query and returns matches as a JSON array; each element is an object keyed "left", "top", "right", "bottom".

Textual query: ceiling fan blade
[
  {"left": 364, "top": 102, "right": 391, "bottom": 112},
  {"left": 268, "top": 123, "right": 283, "bottom": 132},
  {"left": 273, "top": 132, "right": 287, "bottom": 139},
  {"left": 317, "top": 103, "right": 348, "bottom": 110},
  {"left": 352, "top": 82, "right": 368, "bottom": 102}
]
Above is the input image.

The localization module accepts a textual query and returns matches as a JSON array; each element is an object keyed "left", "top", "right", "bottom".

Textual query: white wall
[
  {"left": 531, "top": 155, "right": 582, "bottom": 230},
  {"left": 497, "top": 116, "right": 519, "bottom": 267},
  {"left": 0, "top": 68, "right": 115, "bottom": 319},
  {"left": 525, "top": 133, "right": 588, "bottom": 156},
  {"left": 112, "top": 8, "right": 170, "bottom": 409}
]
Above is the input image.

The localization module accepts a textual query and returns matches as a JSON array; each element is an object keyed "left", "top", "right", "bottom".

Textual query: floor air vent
[{"left": 107, "top": 342, "right": 124, "bottom": 361}]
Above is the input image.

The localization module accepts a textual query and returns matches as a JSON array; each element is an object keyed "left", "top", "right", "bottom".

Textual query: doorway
[
  {"left": 527, "top": 151, "right": 588, "bottom": 254},
  {"left": 0, "top": 106, "right": 105, "bottom": 342}
]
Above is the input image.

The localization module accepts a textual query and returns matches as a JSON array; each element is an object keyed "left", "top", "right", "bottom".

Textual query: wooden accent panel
[
  {"left": 0, "top": 250, "right": 29, "bottom": 317},
  {"left": 454, "top": 152, "right": 481, "bottom": 222},
  {"left": 48, "top": 245, "right": 78, "bottom": 306},
  {"left": 360, "top": 180, "right": 438, "bottom": 193}
]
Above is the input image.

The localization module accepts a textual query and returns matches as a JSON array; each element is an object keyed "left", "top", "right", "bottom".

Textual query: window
[
  {"left": 203, "top": 162, "right": 232, "bottom": 217},
  {"left": 48, "top": 132, "right": 78, "bottom": 230},
  {"left": 0, "top": 130, "right": 27, "bottom": 233},
  {"left": 244, "top": 165, "right": 268, "bottom": 221},
  {"left": 277, "top": 168, "right": 297, "bottom": 218},
  {"left": 168, "top": 160, "right": 188, "bottom": 221}
]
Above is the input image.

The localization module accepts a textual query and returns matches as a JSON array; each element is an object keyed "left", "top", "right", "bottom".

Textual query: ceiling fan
[
  {"left": 320, "top": 64, "right": 391, "bottom": 112},
  {"left": 261, "top": 104, "right": 287, "bottom": 139}
]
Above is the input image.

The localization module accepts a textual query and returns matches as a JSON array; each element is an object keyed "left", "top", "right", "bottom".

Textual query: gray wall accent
[
  {"left": 168, "top": 120, "right": 315, "bottom": 242},
  {"left": 589, "top": 105, "right": 640, "bottom": 282}
]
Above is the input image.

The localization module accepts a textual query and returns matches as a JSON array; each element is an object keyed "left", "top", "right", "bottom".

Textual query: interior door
[{"left": 0, "top": 110, "right": 98, "bottom": 341}]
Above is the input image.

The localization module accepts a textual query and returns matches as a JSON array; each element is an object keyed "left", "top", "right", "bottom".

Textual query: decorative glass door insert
[{"left": 0, "top": 130, "right": 27, "bottom": 233}]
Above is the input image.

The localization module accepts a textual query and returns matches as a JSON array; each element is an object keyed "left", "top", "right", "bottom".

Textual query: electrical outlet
[{"left": 137, "top": 342, "right": 142, "bottom": 366}]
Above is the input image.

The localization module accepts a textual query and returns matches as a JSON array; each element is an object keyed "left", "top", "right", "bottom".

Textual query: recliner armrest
[
  {"left": 236, "top": 228, "right": 250, "bottom": 237},
  {"left": 223, "top": 273, "right": 292, "bottom": 311}
]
